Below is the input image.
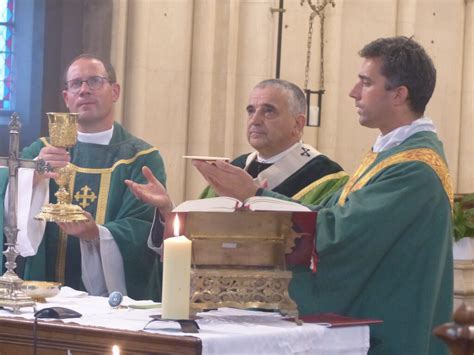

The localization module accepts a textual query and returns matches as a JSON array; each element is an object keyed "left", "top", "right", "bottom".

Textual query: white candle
[{"left": 161, "top": 215, "right": 192, "bottom": 319}]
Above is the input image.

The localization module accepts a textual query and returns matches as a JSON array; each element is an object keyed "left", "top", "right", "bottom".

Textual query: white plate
[{"left": 183, "top": 155, "right": 230, "bottom": 161}]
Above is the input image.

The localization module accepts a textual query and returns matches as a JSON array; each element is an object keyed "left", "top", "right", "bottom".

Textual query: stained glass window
[{"left": 0, "top": 0, "right": 13, "bottom": 110}]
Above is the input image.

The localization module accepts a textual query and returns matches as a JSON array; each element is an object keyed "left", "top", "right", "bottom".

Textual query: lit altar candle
[{"left": 161, "top": 214, "right": 192, "bottom": 319}]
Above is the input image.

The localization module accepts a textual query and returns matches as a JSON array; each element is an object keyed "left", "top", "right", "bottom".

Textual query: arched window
[
  {"left": 0, "top": 0, "right": 45, "bottom": 154},
  {"left": 0, "top": 0, "right": 14, "bottom": 111}
]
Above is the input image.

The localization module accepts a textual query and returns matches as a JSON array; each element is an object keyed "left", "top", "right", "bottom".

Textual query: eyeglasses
[{"left": 65, "top": 76, "right": 113, "bottom": 94}]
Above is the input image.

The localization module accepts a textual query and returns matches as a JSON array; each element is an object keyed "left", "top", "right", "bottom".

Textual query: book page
[
  {"left": 173, "top": 196, "right": 242, "bottom": 212},
  {"left": 245, "top": 196, "right": 311, "bottom": 212}
]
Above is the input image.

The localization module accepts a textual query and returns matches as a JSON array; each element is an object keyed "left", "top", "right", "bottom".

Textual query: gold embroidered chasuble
[{"left": 20, "top": 123, "right": 166, "bottom": 300}]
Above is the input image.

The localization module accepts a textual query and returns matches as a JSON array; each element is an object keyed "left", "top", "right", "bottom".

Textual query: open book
[{"left": 172, "top": 196, "right": 311, "bottom": 212}]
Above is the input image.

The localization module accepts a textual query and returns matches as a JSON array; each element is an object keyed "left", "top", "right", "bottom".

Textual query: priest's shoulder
[
  {"left": 111, "top": 123, "right": 161, "bottom": 155},
  {"left": 20, "top": 137, "right": 48, "bottom": 159},
  {"left": 402, "top": 131, "right": 444, "bottom": 153},
  {"left": 305, "top": 154, "right": 344, "bottom": 173},
  {"left": 393, "top": 131, "right": 447, "bottom": 162}
]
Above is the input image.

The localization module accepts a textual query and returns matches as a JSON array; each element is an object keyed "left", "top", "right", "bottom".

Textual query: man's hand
[
  {"left": 35, "top": 146, "right": 70, "bottom": 181},
  {"left": 192, "top": 160, "right": 259, "bottom": 201},
  {"left": 125, "top": 166, "right": 174, "bottom": 215},
  {"left": 57, "top": 211, "right": 99, "bottom": 241}
]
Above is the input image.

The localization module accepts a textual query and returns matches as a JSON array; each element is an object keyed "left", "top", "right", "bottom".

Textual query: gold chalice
[{"left": 36, "top": 112, "right": 88, "bottom": 222}]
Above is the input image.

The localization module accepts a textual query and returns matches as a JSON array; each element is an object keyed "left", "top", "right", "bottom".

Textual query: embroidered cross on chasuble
[
  {"left": 48, "top": 141, "right": 162, "bottom": 289},
  {"left": 74, "top": 185, "right": 97, "bottom": 208},
  {"left": 54, "top": 166, "right": 112, "bottom": 283}
]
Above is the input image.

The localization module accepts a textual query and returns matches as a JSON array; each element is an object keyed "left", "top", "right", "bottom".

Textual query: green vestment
[
  {"left": 21, "top": 123, "right": 166, "bottom": 300},
  {"left": 261, "top": 131, "right": 453, "bottom": 355}
]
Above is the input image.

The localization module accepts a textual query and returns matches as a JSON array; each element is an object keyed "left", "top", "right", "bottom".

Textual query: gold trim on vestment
[
  {"left": 338, "top": 152, "right": 377, "bottom": 205},
  {"left": 44, "top": 139, "right": 156, "bottom": 282},
  {"left": 69, "top": 170, "right": 77, "bottom": 201},
  {"left": 96, "top": 172, "right": 111, "bottom": 225},
  {"left": 55, "top": 230, "right": 67, "bottom": 284},
  {"left": 338, "top": 148, "right": 453, "bottom": 209},
  {"left": 71, "top": 147, "right": 158, "bottom": 173},
  {"left": 40, "top": 138, "right": 158, "bottom": 173},
  {"left": 292, "top": 171, "right": 349, "bottom": 200}
]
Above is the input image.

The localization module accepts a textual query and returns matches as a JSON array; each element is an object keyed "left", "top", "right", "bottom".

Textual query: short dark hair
[
  {"left": 254, "top": 79, "right": 307, "bottom": 116},
  {"left": 360, "top": 36, "right": 436, "bottom": 115},
  {"left": 63, "top": 53, "right": 117, "bottom": 84}
]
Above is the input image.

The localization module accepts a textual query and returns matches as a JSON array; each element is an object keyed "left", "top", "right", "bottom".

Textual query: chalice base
[
  {"left": 0, "top": 272, "right": 36, "bottom": 313},
  {"left": 35, "top": 203, "right": 88, "bottom": 223}
]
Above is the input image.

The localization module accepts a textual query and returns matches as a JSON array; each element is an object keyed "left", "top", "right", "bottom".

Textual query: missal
[{"left": 172, "top": 196, "right": 311, "bottom": 213}]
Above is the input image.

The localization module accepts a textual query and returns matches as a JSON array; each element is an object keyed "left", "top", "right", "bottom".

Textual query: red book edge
[{"left": 286, "top": 313, "right": 383, "bottom": 327}]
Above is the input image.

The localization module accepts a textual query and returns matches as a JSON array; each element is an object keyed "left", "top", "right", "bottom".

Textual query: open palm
[{"left": 125, "top": 166, "right": 173, "bottom": 214}]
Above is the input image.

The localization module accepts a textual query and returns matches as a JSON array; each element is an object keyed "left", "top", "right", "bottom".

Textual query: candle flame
[
  {"left": 112, "top": 345, "right": 120, "bottom": 355},
  {"left": 173, "top": 214, "right": 180, "bottom": 237}
]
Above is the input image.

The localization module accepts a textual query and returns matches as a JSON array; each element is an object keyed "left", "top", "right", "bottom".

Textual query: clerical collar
[
  {"left": 256, "top": 142, "right": 300, "bottom": 164},
  {"left": 372, "top": 117, "right": 436, "bottom": 153},
  {"left": 78, "top": 126, "right": 114, "bottom": 145}
]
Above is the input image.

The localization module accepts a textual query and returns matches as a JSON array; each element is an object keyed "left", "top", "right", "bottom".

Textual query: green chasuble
[
  {"left": 0, "top": 168, "right": 7, "bottom": 271},
  {"left": 200, "top": 142, "right": 349, "bottom": 204},
  {"left": 21, "top": 123, "right": 166, "bottom": 300},
  {"left": 261, "top": 131, "right": 453, "bottom": 355}
]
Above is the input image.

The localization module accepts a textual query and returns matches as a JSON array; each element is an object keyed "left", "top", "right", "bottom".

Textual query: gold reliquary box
[{"left": 164, "top": 209, "right": 317, "bottom": 320}]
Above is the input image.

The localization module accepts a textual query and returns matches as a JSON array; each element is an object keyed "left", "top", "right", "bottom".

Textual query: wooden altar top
[{"left": 0, "top": 315, "right": 201, "bottom": 354}]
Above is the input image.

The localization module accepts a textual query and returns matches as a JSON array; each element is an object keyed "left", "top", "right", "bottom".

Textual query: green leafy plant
[{"left": 453, "top": 193, "right": 474, "bottom": 242}]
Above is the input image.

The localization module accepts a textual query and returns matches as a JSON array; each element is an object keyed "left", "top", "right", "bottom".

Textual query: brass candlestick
[{"left": 35, "top": 112, "right": 88, "bottom": 222}]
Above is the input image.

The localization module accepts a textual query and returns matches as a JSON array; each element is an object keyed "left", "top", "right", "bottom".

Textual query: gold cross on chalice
[{"left": 35, "top": 112, "right": 88, "bottom": 222}]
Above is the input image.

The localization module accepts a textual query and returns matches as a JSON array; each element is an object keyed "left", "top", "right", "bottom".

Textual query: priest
[
  {"left": 192, "top": 37, "right": 453, "bottom": 355},
  {"left": 199, "top": 79, "right": 348, "bottom": 204},
  {"left": 127, "top": 78, "right": 347, "bottom": 213},
  {"left": 126, "top": 79, "right": 348, "bottom": 252},
  {"left": 17, "top": 54, "right": 166, "bottom": 300}
]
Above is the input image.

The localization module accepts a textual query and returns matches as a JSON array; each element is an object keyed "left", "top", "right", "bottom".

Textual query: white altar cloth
[{"left": 0, "top": 287, "right": 370, "bottom": 355}]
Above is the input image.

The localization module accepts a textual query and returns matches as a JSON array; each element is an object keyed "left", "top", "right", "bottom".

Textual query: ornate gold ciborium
[{"left": 35, "top": 112, "right": 88, "bottom": 222}]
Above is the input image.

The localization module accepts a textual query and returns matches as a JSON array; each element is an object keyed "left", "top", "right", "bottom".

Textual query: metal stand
[{"left": 0, "top": 113, "right": 51, "bottom": 313}]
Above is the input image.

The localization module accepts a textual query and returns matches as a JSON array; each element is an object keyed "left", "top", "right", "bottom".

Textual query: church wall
[
  {"left": 113, "top": 0, "right": 194, "bottom": 200},
  {"left": 109, "top": 0, "right": 473, "bottom": 203},
  {"left": 458, "top": 0, "right": 473, "bottom": 192}
]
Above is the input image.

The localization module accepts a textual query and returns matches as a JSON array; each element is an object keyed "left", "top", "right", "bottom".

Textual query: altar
[{"left": 0, "top": 288, "right": 371, "bottom": 354}]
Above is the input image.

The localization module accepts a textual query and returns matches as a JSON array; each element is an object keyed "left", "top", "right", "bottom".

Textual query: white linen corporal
[{"left": 0, "top": 289, "right": 370, "bottom": 355}]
